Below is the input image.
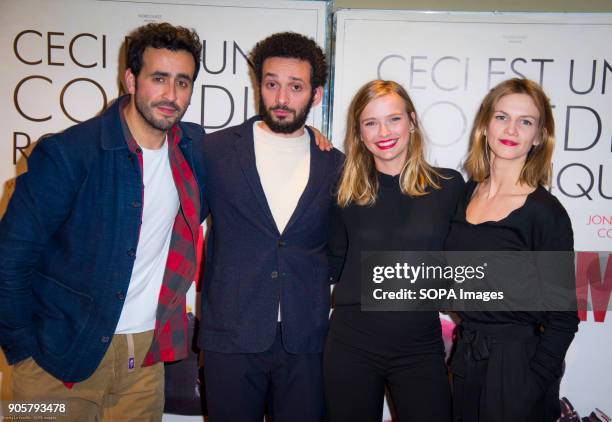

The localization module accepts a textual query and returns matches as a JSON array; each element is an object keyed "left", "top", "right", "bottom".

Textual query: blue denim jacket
[{"left": 0, "top": 96, "right": 206, "bottom": 382}]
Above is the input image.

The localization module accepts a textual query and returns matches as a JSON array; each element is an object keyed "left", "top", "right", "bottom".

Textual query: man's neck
[
  {"left": 124, "top": 100, "right": 167, "bottom": 150},
  {"left": 257, "top": 121, "right": 305, "bottom": 139}
]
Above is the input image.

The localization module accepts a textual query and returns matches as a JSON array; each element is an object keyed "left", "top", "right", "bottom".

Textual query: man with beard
[
  {"left": 0, "top": 23, "right": 205, "bottom": 421},
  {"left": 199, "top": 32, "right": 343, "bottom": 421}
]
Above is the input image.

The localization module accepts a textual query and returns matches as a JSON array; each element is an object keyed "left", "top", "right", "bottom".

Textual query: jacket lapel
[
  {"left": 234, "top": 119, "right": 280, "bottom": 234},
  {"left": 282, "top": 128, "right": 328, "bottom": 234}
]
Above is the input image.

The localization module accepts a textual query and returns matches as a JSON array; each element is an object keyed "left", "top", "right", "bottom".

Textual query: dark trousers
[
  {"left": 203, "top": 324, "right": 325, "bottom": 422},
  {"left": 324, "top": 334, "right": 452, "bottom": 422},
  {"left": 450, "top": 322, "right": 560, "bottom": 422}
]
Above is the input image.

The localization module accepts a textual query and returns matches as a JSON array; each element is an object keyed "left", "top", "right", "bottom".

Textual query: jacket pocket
[
  {"left": 204, "top": 266, "right": 240, "bottom": 331},
  {"left": 32, "top": 270, "right": 93, "bottom": 357}
]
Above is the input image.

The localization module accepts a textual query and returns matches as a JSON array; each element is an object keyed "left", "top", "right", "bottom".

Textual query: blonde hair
[
  {"left": 464, "top": 78, "right": 555, "bottom": 187},
  {"left": 337, "top": 80, "right": 441, "bottom": 207}
]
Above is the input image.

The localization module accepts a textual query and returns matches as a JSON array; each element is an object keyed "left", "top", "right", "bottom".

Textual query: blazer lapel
[
  {"left": 282, "top": 132, "right": 328, "bottom": 234},
  {"left": 234, "top": 121, "right": 280, "bottom": 235}
]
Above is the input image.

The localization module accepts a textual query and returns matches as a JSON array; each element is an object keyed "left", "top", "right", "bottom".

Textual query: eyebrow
[
  {"left": 494, "top": 109, "right": 538, "bottom": 119},
  {"left": 361, "top": 112, "right": 404, "bottom": 121},
  {"left": 263, "top": 72, "right": 305, "bottom": 83},
  {"left": 150, "top": 70, "right": 193, "bottom": 82}
]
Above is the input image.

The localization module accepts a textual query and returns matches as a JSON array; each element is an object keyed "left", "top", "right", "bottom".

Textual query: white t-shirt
[{"left": 115, "top": 140, "right": 180, "bottom": 334}]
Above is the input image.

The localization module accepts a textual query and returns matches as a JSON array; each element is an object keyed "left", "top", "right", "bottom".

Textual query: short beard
[
  {"left": 260, "top": 93, "right": 314, "bottom": 135},
  {"left": 134, "top": 82, "right": 185, "bottom": 131}
]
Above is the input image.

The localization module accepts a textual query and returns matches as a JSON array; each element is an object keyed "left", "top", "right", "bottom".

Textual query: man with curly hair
[
  {"left": 199, "top": 32, "right": 343, "bottom": 421},
  {"left": 0, "top": 23, "right": 205, "bottom": 421}
]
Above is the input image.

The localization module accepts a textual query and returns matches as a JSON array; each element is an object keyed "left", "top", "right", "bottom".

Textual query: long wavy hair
[
  {"left": 337, "top": 80, "right": 441, "bottom": 207},
  {"left": 464, "top": 78, "right": 555, "bottom": 187}
]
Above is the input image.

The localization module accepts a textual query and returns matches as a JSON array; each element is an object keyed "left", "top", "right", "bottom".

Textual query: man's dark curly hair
[
  {"left": 250, "top": 32, "right": 327, "bottom": 90},
  {"left": 127, "top": 23, "right": 202, "bottom": 81}
]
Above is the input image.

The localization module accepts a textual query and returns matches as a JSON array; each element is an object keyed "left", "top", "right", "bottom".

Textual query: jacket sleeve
[
  {"left": 0, "top": 135, "right": 79, "bottom": 364},
  {"left": 326, "top": 151, "right": 347, "bottom": 285},
  {"left": 327, "top": 202, "right": 347, "bottom": 285},
  {"left": 183, "top": 122, "right": 209, "bottom": 222},
  {"left": 530, "top": 204, "right": 580, "bottom": 386}
]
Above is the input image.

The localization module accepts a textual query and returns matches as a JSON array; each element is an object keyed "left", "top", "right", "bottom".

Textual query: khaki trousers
[{"left": 12, "top": 330, "right": 164, "bottom": 422}]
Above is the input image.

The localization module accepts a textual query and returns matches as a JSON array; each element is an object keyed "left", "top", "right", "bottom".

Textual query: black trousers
[
  {"left": 324, "top": 311, "right": 452, "bottom": 422},
  {"left": 203, "top": 324, "right": 325, "bottom": 422},
  {"left": 450, "top": 322, "right": 561, "bottom": 422}
]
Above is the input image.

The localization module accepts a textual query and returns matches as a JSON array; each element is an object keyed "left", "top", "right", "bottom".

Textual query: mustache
[
  {"left": 270, "top": 105, "right": 295, "bottom": 114},
  {"left": 152, "top": 100, "right": 180, "bottom": 111}
]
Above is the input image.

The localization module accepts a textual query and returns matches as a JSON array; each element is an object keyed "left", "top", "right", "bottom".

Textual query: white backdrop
[
  {"left": 332, "top": 9, "right": 612, "bottom": 417},
  {"left": 0, "top": 0, "right": 328, "bottom": 201}
]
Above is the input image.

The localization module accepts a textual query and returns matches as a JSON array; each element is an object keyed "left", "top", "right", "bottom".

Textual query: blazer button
[
  {"left": 131, "top": 200, "right": 142, "bottom": 208},
  {"left": 271, "top": 271, "right": 279, "bottom": 279},
  {"left": 116, "top": 292, "right": 125, "bottom": 300},
  {"left": 100, "top": 336, "right": 110, "bottom": 343},
  {"left": 127, "top": 249, "right": 136, "bottom": 258},
  {"left": 277, "top": 240, "right": 286, "bottom": 247}
]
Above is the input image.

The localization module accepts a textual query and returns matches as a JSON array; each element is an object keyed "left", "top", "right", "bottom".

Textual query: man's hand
[{"left": 309, "top": 126, "right": 333, "bottom": 151}]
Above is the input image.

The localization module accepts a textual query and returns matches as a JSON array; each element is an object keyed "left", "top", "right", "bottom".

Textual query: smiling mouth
[
  {"left": 500, "top": 139, "right": 519, "bottom": 147},
  {"left": 375, "top": 139, "right": 398, "bottom": 150},
  {"left": 153, "top": 101, "right": 179, "bottom": 117},
  {"left": 157, "top": 106, "right": 177, "bottom": 116}
]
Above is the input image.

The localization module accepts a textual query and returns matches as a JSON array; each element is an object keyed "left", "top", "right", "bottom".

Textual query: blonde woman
[
  {"left": 324, "top": 80, "right": 464, "bottom": 421},
  {"left": 445, "top": 78, "right": 579, "bottom": 421}
]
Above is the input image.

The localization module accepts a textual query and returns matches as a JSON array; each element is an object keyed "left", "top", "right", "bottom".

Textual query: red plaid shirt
[{"left": 119, "top": 101, "right": 201, "bottom": 366}]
